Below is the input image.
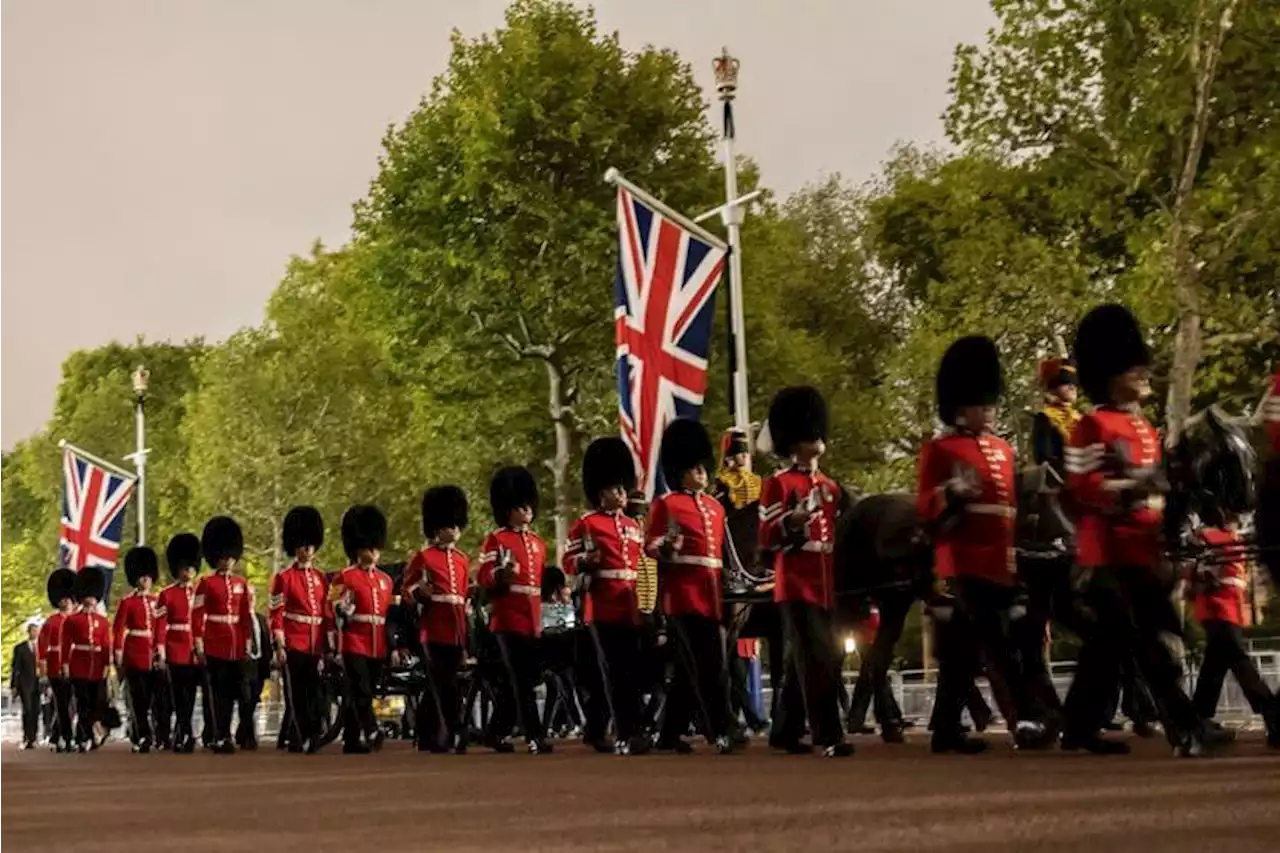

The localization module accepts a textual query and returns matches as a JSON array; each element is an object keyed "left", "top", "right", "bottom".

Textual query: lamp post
[
  {"left": 712, "top": 47, "right": 751, "bottom": 433},
  {"left": 131, "top": 366, "right": 150, "bottom": 545}
]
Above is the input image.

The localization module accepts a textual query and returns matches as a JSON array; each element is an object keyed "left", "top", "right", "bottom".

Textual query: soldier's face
[
  {"left": 1114, "top": 366, "right": 1151, "bottom": 403},
  {"left": 683, "top": 465, "right": 709, "bottom": 491},
  {"left": 295, "top": 545, "right": 317, "bottom": 564},
  {"left": 82, "top": 596, "right": 98, "bottom": 609},
  {"left": 1055, "top": 384, "right": 1078, "bottom": 404},
  {"left": 599, "top": 486, "right": 627, "bottom": 512},
  {"left": 509, "top": 506, "right": 534, "bottom": 528},
  {"left": 436, "top": 525, "right": 461, "bottom": 545},
  {"left": 726, "top": 452, "right": 751, "bottom": 471},
  {"left": 958, "top": 405, "right": 997, "bottom": 430},
  {"left": 794, "top": 439, "right": 825, "bottom": 463},
  {"left": 58, "top": 597, "right": 74, "bottom": 612},
  {"left": 357, "top": 547, "right": 380, "bottom": 568},
  {"left": 179, "top": 567, "right": 196, "bottom": 583},
  {"left": 217, "top": 557, "right": 236, "bottom": 573},
  {"left": 139, "top": 575, "right": 153, "bottom": 592}
]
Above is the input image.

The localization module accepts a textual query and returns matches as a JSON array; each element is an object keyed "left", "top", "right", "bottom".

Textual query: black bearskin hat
[
  {"left": 1074, "top": 303, "right": 1150, "bottom": 405},
  {"left": 47, "top": 568, "right": 76, "bottom": 609},
  {"left": 936, "top": 336, "right": 1004, "bottom": 427},
  {"left": 282, "top": 506, "right": 325, "bottom": 558},
  {"left": 124, "top": 546, "right": 159, "bottom": 587},
  {"left": 422, "top": 486, "right": 469, "bottom": 538},
  {"left": 582, "top": 436, "right": 638, "bottom": 507},
  {"left": 341, "top": 505, "right": 388, "bottom": 562},
  {"left": 73, "top": 566, "right": 107, "bottom": 602},
  {"left": 764, "top": 386, "right": 828, "bottom": 458},
  {"left": 165, "top": 532, "right": 202, "bottom": 578},
  {"left": 201, "top": 516, "right": 244, "bottom": 568},
  {"left": 489, "top": 466, "right": 539, "bottom": 527},
  {"left": 659, "top": 418, "right": 714, "bottom": 488}
]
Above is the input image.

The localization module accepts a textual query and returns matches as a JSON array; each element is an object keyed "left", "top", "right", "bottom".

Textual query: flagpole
[
  {"left": 713, "top": 48, "right": 751, "bottom": 432},
  {"left": 130, "top": 366, "right": 150, "bottom": 546},
  {"left": 603, "top": 169, "right": 727, "bottom": 250}
]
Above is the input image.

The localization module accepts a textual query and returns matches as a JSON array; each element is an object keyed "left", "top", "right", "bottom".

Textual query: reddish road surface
[{"left": 4, "top": 734, "right": 1278, "bottom": 852}]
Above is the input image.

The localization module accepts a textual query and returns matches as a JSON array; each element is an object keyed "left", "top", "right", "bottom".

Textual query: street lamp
[{"left": 132, "top": 365, "right": 150, "bottom": 399}]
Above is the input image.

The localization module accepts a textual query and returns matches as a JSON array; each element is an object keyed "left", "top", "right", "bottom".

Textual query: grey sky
[{"left": 1, "top": 0, "right": 994, "bottom": 449}]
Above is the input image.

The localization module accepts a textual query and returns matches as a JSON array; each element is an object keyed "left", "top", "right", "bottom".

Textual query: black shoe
[
  {"left": 1132, "top": 720, "right": 1156, "bottom": 738},
  {"left": 1101, "top": 719, "right": 1125, "bottom": 732},
  {"left": 487, "top": 738, "right": 515, "bottom": 754},
  {"left": 849, "top": 724, "right": 876, "bottom": 735},
  {"left": 76, "top": 742, "right": 89, "bottom": 753},
  {"left": 714, "top": 735, "right": 735, "bottom": 754},
  {"left": 1013, "top": 721, "right": 1054, "bottom": 751},
  {"left": 529, "top": 739, "right": 553, "bottom": 755},
  {"left": 770, "top": 737, "right": 813, "bottom": 755},
  {"left": 342, "top": 742, "right": 371, "bottom": 754},
  {"left": 288, "top": 742, "right": 306, "bottom": 754},
  {"left": 881, "top": 725, "right": 905, "bottom": 744},
  {"left": 179, "top": 738, "right": 197, "bottom": 754},
  {"left": 822, "top": 742, "right": 855, "bottom": 757},
  {"left": 587, "top": 738, "right": 615, "bottom": 754},
  {"left": 1175, "top": 727, "right": 1232, "bottom": 758},
  {"left": 654, "top": 738, "right": 694, "bottom": 754},
  {"left": 239, "top": 739, "right": 258, "bottom": 752},
  {"left": 1060, "top": 733, "right": 1130, "bottom": 755},
  {"left": 931, "top": 736, "right": 987, "bottom": 755},
  {"left": 214, "top": 739, "right": 237, "bottom": 755},
  {"left": 369, "top": 732, "right": 385, "bottom": 753}
]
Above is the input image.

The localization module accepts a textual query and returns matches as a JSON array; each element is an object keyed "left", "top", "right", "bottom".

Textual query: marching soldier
[
  {"left": 39, "top": 569, "right": 77, "bottom": 752},
  {"left": 403, "top": 486, "right": 472, "bottom": 753},
  {"left": 1061, "top": 304, "right": 1222, "bottom": 757},
  {"left": 330, "top": 504, "right": 394, "bottom": 754},
  {"left": 155, "top": 533, "right": 202, "bottom": 752},
  {"left": 478, "top": 466, "right": 552, "bottom": 754},
  {"left": 758, "top": 387, "right": 852, "bottom": 757},
  {"left": 646, "top": 418, "right": 737, "bottom": 754},
  {"left": 114, "top": 547, "right": 162, "bottom": 752},
  {"left": 713, "top": 428, "right": 761, "bottom": 511},
  {"left": 269, "top": 506, "right": 331, "bottom": 754},
  {"left": 565, "top": 436, "right": 647, "bottom": 755},
  {"left": 1030, "top": 356, "right": 1081, "bottom": 475},
  {"left": 59, "top": 567, "right": 111, "bottom": 752},
  {"left": 917, "top": 336, "right": 1052, "bottom": 754},
  {"left": 193, "top": 516, "right": 254, "bottom": 754}
]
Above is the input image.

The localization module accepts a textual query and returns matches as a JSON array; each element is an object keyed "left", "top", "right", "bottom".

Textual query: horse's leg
[{"left": 868, "top": 591, "right": 911, "bottom": 738}]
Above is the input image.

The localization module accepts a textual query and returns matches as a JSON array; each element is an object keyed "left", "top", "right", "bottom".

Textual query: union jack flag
[
  {"left": 614, "top": 184, "right": 726, "bottom": 498},
  {"left": 59, "top": 446, "right": 136, "bottom": 577}
]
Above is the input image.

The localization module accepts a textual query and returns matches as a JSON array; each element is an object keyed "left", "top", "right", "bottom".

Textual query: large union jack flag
[
  {"left": 59, "top": 446, "right": 136, "bottom": 573},
  {"left": 614, "top": 185, "right": 726, "bottom": 498}
]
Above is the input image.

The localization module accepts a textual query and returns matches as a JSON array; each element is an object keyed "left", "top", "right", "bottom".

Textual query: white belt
[
  {"left": 799, "top": 541, "right": 833, "bottom": 554},
  {"left": 508, "top": 584, "right": 540, "bottom": 597},
  {"left": 430, "top": 594, "right": 466, "bottom": 605},
  {"left": 166, "top": 623, "right": 191, "bottom": 632},
  {"left": 285, "top": 612, "right": 323, "bottom": 625},
  {"left": 206, "top": 614, "right": 239, "bottom": 625},
  {"left": 125, "top": 629, "right": 152, "bottom": 638},
  {"left": 966, "top": 503, "right": 1017, "bottom": 519},
  {"left": 596, "top": 569, "right": 638, "bottom": 581},
  {"left": 349, "top": 614, "right": 386, "bottom": 625},
  {"left": 71, "top": 644, "right": 100, "bottom": 652},
  {"left": 670, "top": 555, "right": 722, "bottom": 569}
]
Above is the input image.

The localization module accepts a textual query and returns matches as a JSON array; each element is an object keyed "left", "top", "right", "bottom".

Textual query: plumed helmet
[
  {"left": 124, "top": 546, "right": 160, "bottom": 587},
  {"left": 1074, "top": 303, "right": 1150, "bottom": 405},
  {"left": 73, "top": 566, "right": 107, "bottom": 602},
  {"left": 582, "top": 437, "right": 638, "bottom": 508},
  {"left": 47, "top": 568, "right": 76, "bottom": 609},
  {"left": 341, "top": 505, "right": 388, "bottom": 562},
  {"left": 1037, "top": 358, "right": 1077, "bottom": 391},
  {"left": 422, "top": 486, "right": 469, "bottom": 538},
  {"left": 764, "top": 386, "right": 829, "bottom": 458},
  {"left": 659, "top": 418, "right": 714, "bottom": 488},
  {"left": 541, "top": 564, "right": 567, "bottom": 601},
  {"left": 936, "top": 336, "right": 1004, "bottom": 427},
  {"left": 282, "top": 506, "right": 325, "bottom": 558},
  {"left": 720, "top": 428, "right": 750, "bottom": 462},
  {"left": 164, "top": 532, "right": 202, "bottom": 578},
  {"left": 201, "top": 516, "right": 244, "bottom": 568},
  {"left": 489, "top": 466, "right": 539, "bottom": 527}
]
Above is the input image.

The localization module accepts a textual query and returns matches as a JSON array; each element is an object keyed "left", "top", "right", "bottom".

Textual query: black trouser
[
  {"left": 49, "top": 677, "right": 73, "bottom": 744},
  {"left": 848, "top": 591, "right": 912, "bottom": 731},
  {"left": 71, "top": 679, "right": 104, "bottom": 746},
  {"left": 730, "top": 651, "right": 768, "bottom": 731},
  {"left": 205, "top": 656, "right": 250, "bottom": 744},
  {"left": 281, "top": 650, "right": 324, "bottom": 746},
  {"left": 583, "top": 622, "right": 643, "bottom": 743},
  {"left": 123, "top": 667, "right": 155, "bottom": 745},
  {"left": 418, "top": 643, "right": 464, "bottom": 750},
  {"left": 1193, "top": 619, "right": 1274, "bottom": 719},
  {"left": 661, "top": 614, "right": 730, "bottom": 744},
  {"left": 488, "top": 632, "right": 545, "bottom": 743},
  {"left": 1015, "top": 558, "right": 1080, "bottom": 714},
  {"left": 1063, "top": 566, "right": 1201, "bottom": 747},
  {"left": 162, "top": 664, "right": 199, "bottom": 746},
  {"left": 238, "top": 670, "right": 264, "bottom": 746},
  {"left": 341, "top": 653, "right": 385, "bottom": 745},
  {"left": 18, "top": 688, "right": 40, "bottom": 744},
  {"left": 774, "top": 601, "right": 844, "bottom": 747}
]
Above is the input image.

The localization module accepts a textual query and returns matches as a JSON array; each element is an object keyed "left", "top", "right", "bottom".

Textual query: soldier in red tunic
[
  {"left": 194, "top": 516, "right": 254, "bottom": 754},
  {"left": 758, "top": 387, "right": 852, "bottom": 757},
  {"left": 330, "top": 504, "right": 394, "bottom": 754},
  {"left": 155, "top": 533, "right": 202, "bottom": 752},
  {"left": 1061, "top": 304, "right": 1220, "bottom": 757},
  {"left": 114, "top": 547, "right": 162, "bottom": 752},
  {"left": 39, "top": 569, "right": 77, "bottom": 752},
  {"left": 59, "top": 567, "right": 111, "bottom": 752},
  {"left": 646, "top": 418, "right": 737, "bottom": 755},
  {"left": 478, "top": 467, "right": 552, "bottom": 754},
  {"left": 565, "top": 436, "right": 647, "bottom": 755},
  {"left": 403, "top": 486, "right": 472, "bottom": 753},
  {"left": 269, "top": 506, "right": 331, "bottom": 753},
  {"left": 917, "top": 336, "right": 1052, "bottom": 754}
]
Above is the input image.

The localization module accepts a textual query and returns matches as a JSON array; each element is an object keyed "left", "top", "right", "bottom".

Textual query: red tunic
[
  {"left": 403, "top": 545, "right": 470, "bottom": 647},
  {"left": 1065, "top": 407, "right": 1163, "bottom": 570},
  {"left": 1266, "top": 368, "right": 1280, "bottom": 455},
  {"left": 330, "top": 565, "right": 394, "bottom": 658},
  {"left": 268, "top": 564, "right": 331, "bottom": 656},
  {"left": 645, "top": 490, "right": 726, "bottom": 620},
  {"left": 916, "top": 430, "right": 1018, "bottom": 587},
  {"left": 477, "top": 528, "right": 546, "bottom": 637},
  {"left": 759, "top": 466, "right": 842, "bottom": 609},
  {"left": 38, "top": 611, "right": 71, "bottom": 678},
  {"left": 192, "top": 572, "right": 252, "bottom": 661},
  {"left": 155, "top": 582, "right": 197, "bottom": 666},
  {"left": 112, "top": 590, "right": 159, "bottom": 671},
  {"left": 564, "top": 511, "right": 643, "bottom": 626},
  {"left": 1193, "top": 528, "right": 1248, "bottom": 625},
  {"left": 60, "top": 609, "right": 111, "bottom": 681}
]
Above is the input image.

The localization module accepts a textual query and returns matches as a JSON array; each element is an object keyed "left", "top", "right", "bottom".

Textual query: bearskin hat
[
  {"left": 1074, "top": 303, "right": 1150, "bottom": 405},
  {"left": 47, "top": 568, "right": 76, "bottom": 609},
  {"left": 764, "top": 386, "right": 828, "bottom": 458},
  {"left": 541, "top": 564, "right": 567, "bottom": 601},
  {"left": 341, "top": 505, "right": 388, "bottom": 562},
  {"left": 124, "top": 546, "right": 160, "bottom": 587},
  {"left": 582, "top": 437, "right": 638, "bottom": 508},
  {"left": 165, "top": 532, "right": 202, "bottom": 578},
  {"left": 1038, "top": 358, "right": 1077, "bottom": 391},
  {"left": 282, "top": 506, "right": 325, "bottom": 558},
  {"left": 720, "top": 428, "right": 751, "bottom": 461},
  {"left": 201, "top": 516, "right": 244, "bottom": 568},
  {"left": 422, "top": 486, "right": 469, "bottom": 538},
  {"left": 489, "top": 466, "right": 539, "bottom": 528},
  {"left": 936, "top": 336, "right": 1004, "bottom": 426},
  {"left": 659, "top": 418, "right": 714, "bottom": 488},
  {"left": 73, "top": 566, "right": 107, "bottom": 602}
]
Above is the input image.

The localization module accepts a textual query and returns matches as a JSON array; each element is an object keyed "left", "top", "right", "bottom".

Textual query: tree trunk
[
  {"left": 543, "top": 358, "right": 573, "bottom": 565},
  {"left": 1165, "top": 236, "right": 1203, "bottom": 443}
]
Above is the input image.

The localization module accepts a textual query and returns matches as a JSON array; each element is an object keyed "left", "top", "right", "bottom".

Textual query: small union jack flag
[
  {"left": 614, "top": 184, "right": 726, "bottom": 498},
  {"left": 59, "top": 446, "right": 136, "bottom": 577}
]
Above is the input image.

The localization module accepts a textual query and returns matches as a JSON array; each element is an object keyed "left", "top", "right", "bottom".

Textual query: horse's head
[{"left": 1167, "top": 406, "right": 1257, "bottom": 532}]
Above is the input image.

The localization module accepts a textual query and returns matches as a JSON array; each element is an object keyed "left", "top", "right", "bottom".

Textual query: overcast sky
[{"left": 1, "top": 0, "right": 995, "bottom": 449}]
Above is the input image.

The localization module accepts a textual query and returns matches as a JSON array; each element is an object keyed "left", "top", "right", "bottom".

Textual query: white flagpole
[
  {"left": 603, "top": 168, "right": 728, "bottom": 251},
  {"left": 127, "top": 367, "right": 150, "bottom": 545},
  {"left": 57, "top": 440, "right": 139, "bottom": 483},
  {"left": 714, "top": 48, "right": 751, "bottom": 433}
]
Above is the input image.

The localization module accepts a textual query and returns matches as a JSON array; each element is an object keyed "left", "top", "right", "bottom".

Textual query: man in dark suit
[
  {"left": 10, "top": 618, "right": 44, "bottom": 749},
  {"left": 236, "top": 598, "right": 270, "bottom": 751}
]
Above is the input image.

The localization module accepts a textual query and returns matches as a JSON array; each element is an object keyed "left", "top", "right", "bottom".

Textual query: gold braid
[{"left": 1040, "top": 400, "right": 1081, "bottom": 443}]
